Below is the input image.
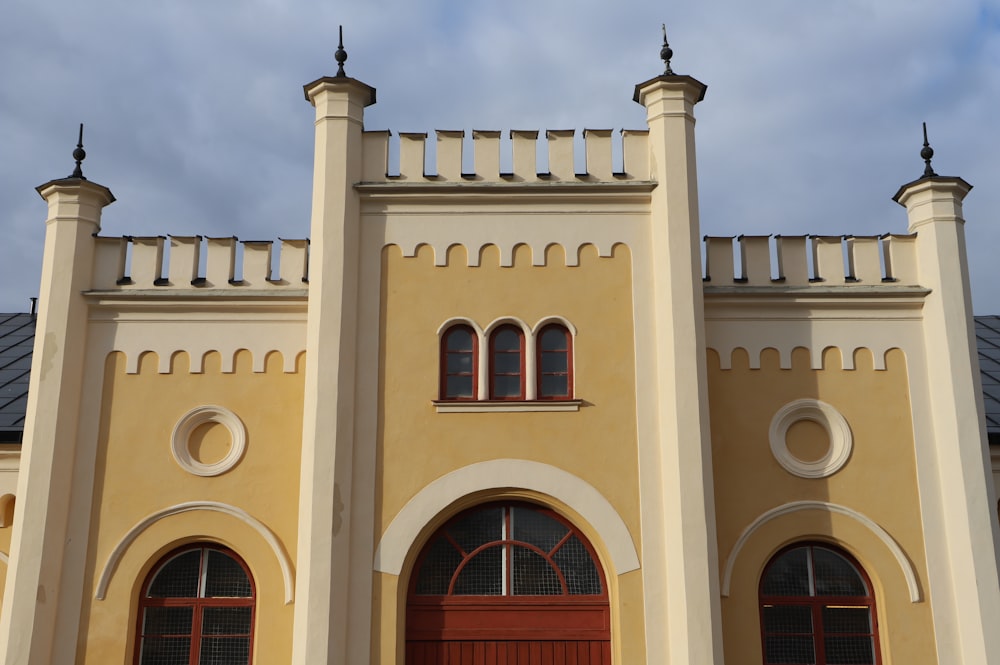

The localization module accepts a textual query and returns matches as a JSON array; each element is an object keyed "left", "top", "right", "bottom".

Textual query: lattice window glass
[
  {"left": 551, "top": 535, "right": 603, "bottom": 595},
  {"left": 453, "top": 546, "right": 503, "bottom": 595},
  {"left": 490, "top": 326, "right": 524, "bottom": 399},
  {"left": 442, "top": 326, "right": 476, "bottom": 399},
  {"left": 512, "top": 546, "right": 563, "bottom": 595},
  {"left": 511, "top": 506, "right": 567, "bottom": 552},
  {"left": 537, "top": 325, "right": 571, "bottom": 398}
]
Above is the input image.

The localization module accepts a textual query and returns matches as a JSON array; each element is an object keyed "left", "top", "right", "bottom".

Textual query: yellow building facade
[{"left": 1, "top": 46, "right": 999, "bottom": 665}]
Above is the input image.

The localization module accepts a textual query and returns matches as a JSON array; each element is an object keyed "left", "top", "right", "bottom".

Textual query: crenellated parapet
[
  {"left": 90, "top": 235, "right": 310, "bottom": 291},
  {"left": 361, "top": 128, "right": 650, "bottom": 183},
  {"left": 704, "top": 233, "right": 918, "bottom": 286}
]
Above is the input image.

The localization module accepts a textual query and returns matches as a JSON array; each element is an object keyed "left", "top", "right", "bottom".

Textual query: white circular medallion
[
  {"left": 769, "top": 399, "right": 852, "bottom": 478},
  {"left": 170, "top": 405, "right": 247, "bottom": 477}
]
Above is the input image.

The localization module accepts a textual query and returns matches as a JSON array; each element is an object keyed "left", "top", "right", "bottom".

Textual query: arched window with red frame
[
  {"left": 759, "top": 543, "right": 880, "bottom": 665},
  {"left": 134, "top": 545, "right": 255, "bottom": 665},
  {"left": 536, "top": 324, "right": 573, "bottom": 399},
  {"left": 489, "top": 325, "right": 525, "bottom": 400},
  {"left": 441, "top": 325, "right": 478, "bottom": 400}
]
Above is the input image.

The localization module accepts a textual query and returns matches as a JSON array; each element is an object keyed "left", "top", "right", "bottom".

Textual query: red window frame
[
  {"left": 134, "top": 545, "right": 256, "bottom": 665},
  {"left": 536, "top": 324, "right": 573, "bottom": 400},
  {"left": 440, "top": 325, "right": 478, "bottom": 400},
  {"left": 759, "top": 543, "right": 881, "bottom": 665},
  {"left": 489, "top": 325, "right": 525, "bottom": 400}
]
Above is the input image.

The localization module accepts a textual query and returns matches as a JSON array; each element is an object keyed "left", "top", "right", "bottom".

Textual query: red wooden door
[{"left": 406, "top": 503, "right": 611, "bottom": 664}]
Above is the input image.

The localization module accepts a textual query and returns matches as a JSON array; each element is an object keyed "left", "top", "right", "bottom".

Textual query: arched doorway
[{"left": 406, "top": 502, "right": 611, "bottom": 664}]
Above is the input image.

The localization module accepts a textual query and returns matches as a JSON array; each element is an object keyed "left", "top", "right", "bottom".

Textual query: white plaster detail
[
  {"left": 0, "top": 551, "right": 7, "bottom": 565},
  {"left": 531, "top": 315, "right": 578, "bottom": 336},
  {"left": 374, "top": 459, "right": 639, "bottom": 575},
  {"left": 433, "top": 400, "right": 582, "bottom": 413},
  {"left": 95, "top": 501, "right": 294, "bottom": 604},
  {"left": 721, "top": 500, "right": 921, "bottom": 602},
  {"left": 170, "top": 406, "right": 247, "bottom": 477},
  {"left": 769, "top": 399, "right": 852, "bottom": 479}
]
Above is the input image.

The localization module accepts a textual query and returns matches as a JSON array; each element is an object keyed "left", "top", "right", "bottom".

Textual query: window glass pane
[
  {"left": 202, "top": 607, "right": 252, "bottom": 635},
  {"left": 540, "top": 375, "right": 568, "bottom": 397},
  {"left": 139, "top": 637, "right": 192, "bottom": 665},
  {"left": 415, "top": 536, "right": 464, "bottom": 595},
  {"left": 493, "top": 353, "right": 521, "bottom": 374},
  {"left": 453, "top": 546, "right": 503, "bottom": 595},
  {"left": 540, "top": 352, "right": 567, "bottom": 373},
  {"left": 512, "top": 547, "right": 563, "bottom": 595},
  {"left": 822, "top": 607, "right": 872, "bottom": 634},
  {"left": 812, "top": 547, "right": 867, "bottom": 596},
  {"left": 763, "top": 605, "right": 813, "bottom": 634},
  {"left": 493, "top": 328, "right": 520, "bottom": 351},
  {"left": 824, "top": 636, "right": 875, "bottom": 664},
  {"left": 447, "top": 353, "right": 473, "bottom": 373},
  {"left": 446, "top": 329, "right": 473, "bottom": 351},
  {"left": 199, "top": 637, "right": 251, "bottom": 665},
  {"left": 449, "top": 506, "right": 503, "bottom": 552},
  {"left": 445, "top": 376, "right": 473, "bottom": 399},
  {"left": 142, "top": 607, "right": 194, "bottom": 636},
  {"left": 765, "top": 635, "right": 816, "bottom": 664},
  {"left": 204, "top": 550, "right": 252, "bottom": 598},
  {"left": 540, "top": 328, "right": 568, "bottom": 351},
  {"left": 493, "top": 375, "right": 521, "bottom": 398},
  {"left": 148, "top": 550, "right": 202, "bottom": 598},
  {"left": 762, "top": 547, "right": 811, "bottom": 596},
  {"left": 511, "top": 507, "right": 567, "bottom": 552},
  {"left": 551, "top": 535, "right": 602, "bottom": 595}
]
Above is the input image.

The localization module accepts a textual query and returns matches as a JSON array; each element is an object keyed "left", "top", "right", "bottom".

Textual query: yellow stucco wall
[
  {"left": 709, "top": 346, "right": 936, "bottom": 664},
  {"left": 76, "top": 349, "right": 304, "bottom": 664},
  {"left": 375, "top": 242, "right": 644, "bottom": 664}
]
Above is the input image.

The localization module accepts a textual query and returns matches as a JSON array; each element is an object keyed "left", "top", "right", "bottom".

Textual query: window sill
[{"left": 433, "top": 400, "right": 582, "bottom": 413}]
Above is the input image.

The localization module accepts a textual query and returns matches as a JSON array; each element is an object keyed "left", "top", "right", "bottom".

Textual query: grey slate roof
[
  {"left": 0, "top": 313, "right": 34, "bottom": 442},
  {"left": 0, "top": 313, "right": 997, "bottom": 444}
]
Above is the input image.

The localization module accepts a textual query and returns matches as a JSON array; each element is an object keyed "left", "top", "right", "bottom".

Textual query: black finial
[
  {"left": 335, "top": 25, "right": 348, "bottom": 77},
  {"left": 921, "top": 122, "right": 936, "bottom": 178},
  {"left": 660, "top": 24, "right": 674, "bottom": 76},
  {"left": 71, "top": 123, "right": 87, "bottom": 180}
]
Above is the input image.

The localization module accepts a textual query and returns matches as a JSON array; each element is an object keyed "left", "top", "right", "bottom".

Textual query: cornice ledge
[{"left": 356, "top": 180, "right": 656, "bottom": 197}]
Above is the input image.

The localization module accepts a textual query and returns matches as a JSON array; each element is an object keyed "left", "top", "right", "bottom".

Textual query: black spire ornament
[
  {"left": 660, "top": 24, "right": 674, "bottom": 76},
  {"left": 921, "top": 122, "right": 937, "bottom": 178},
  {"left": 71, "top": 123, "right": 87, "bottom": 180},
  {"left": 335, "top": 25, "right": 348, "bottom": 77}
]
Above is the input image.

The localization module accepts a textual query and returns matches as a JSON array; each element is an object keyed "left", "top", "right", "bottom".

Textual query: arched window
[
  {"left": 536, "top": 324, "right": 573, "bottom": 399},
  {"left": 759, "top": 544, "right": 880, "bottom": 665},
  {"left": 440, "top": 325, "right": 478, "bottom": 400},
  {"left": 135, "top": 545, "right": 255, "bottom": 665},
  {"left": 489, "top": 325, "right": 525, "bottom": 400}
]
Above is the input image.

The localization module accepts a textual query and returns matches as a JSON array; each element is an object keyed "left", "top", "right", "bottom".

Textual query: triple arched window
[
  {"left": 759, "top": 543, "right": 880, "bottom": 665},
  {"left": 440, "top": 320, "right": 574, "bottom": 401},
  {"left": 134, "top": 545, "right": 255, "bottom": 665}
]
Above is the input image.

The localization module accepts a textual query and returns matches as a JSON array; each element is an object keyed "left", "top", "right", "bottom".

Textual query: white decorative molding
[
  {"left": 95, "top": 501, "right": 294, "bottom": 604},
  {"left": 0, "top": 551, "right": 7, "bottom": 564},
  {"left": 721, "top": 500, "right": 921, "bottom": 602},
  {"left": 769, "top": 399, "right": 852, "bottom": 479},
  {"left": 433, "top": 400, "right": 582, "bottom": 413},
  {"left": 374, "top": 459, "right": 639, "bottom": 576},
  {"left": 170, "top": 406, "right": 247, "bottom": 477}
]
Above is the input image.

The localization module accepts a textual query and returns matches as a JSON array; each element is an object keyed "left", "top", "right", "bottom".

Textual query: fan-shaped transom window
[
  {"left": 135, "top": 545, "right": 254, "bottom": 665},
  {"left": 760, "top": 544, "right": 879, "bottom": 665},
  {"left": 414, "top": 503, "right": 603, "bottom": 597}
]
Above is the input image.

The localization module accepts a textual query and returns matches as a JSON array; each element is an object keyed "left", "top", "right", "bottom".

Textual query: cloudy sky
[{"left": 2, "top": 0, "right": 999, "bottom": 312}]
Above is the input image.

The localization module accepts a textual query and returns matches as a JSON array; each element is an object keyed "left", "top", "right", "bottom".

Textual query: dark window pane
[
  {"left": 824, "top": 636, "right": 875, "bottom": 664},
  {"left": 446, "top": 329, "right": 474, "bottom": 351},
  {"left": 493, "top": 353, "right": 521, "bottom": 374},
  {"left": 202, "top": 607, "right": 252, "bottom": 635},
  {"left": 415, "top": 536, "right": 464, "bottom": 595},
  {"left": 540, "top": 328, "right": 568, "bottom": 351},
  {"left": 511, "top": 507, "right": 567, "bottom": 552},
  {"left": 512, "top": 547, "right": 563, "bottom": 595},
  {"left": 449, "top": 506, "right": 503, "bottom": 552},
  {"left": 551, "top": 535, "right": 602, "bottom": 595},
  {"left": 493, "top": 328, "right": 521, "bottom": 351},
  {"left": 142, "top": 607, "right": 194, "bottom": 636},
  {"left": 764, "top": 635, "right": 816, "bottom": 664},
  {"left": 822, "top": 607, "right": 871, "bottom": 634},
  {"left": 204, "top": 550, "right": 252, "bottom": 598},
  {"left": 199, "top": 636, "right": 251, "bottom": 665},
  {"left": 445, "top": 375, "right": 474, "bottom": 398},
  {"left": 812, "top": 548, "right": 867, "bottom": 597},
  {"left": 762, "top": 547, "right": 811, "bottom": 596},
  {"left": 540, "top": 375, "right": 568, "bottom": 397},
  {"left": 139, "top": 637, "right": 192, "bottom": 665},
  {"left": 763, "top": 605, "right": 813, "bottom": 634},
  {"left": 453, "top": 546, "right": 503, "bottom": 595},
  {"left": 540, "top": 352, "right": 568, "bottom": 373},
  {"left": 148, "top": 550, "right": 201, "bottom": 598},
  {"left": 447, "top": 353, "right": 473, "bottom": 373},
  {"left": 493, "top": 375, "right": 521, "bottom": 398}
]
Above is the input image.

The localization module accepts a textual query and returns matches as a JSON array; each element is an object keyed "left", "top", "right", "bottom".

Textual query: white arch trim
[
  {"left": 374, "top": 459, "right": 640, "bottom": 575},
  {"left": 95, "top": 501, "right": 294, "bottom": 604},
  {"left": 721, "top": 500, "right": 921, "bottom": 602}
]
